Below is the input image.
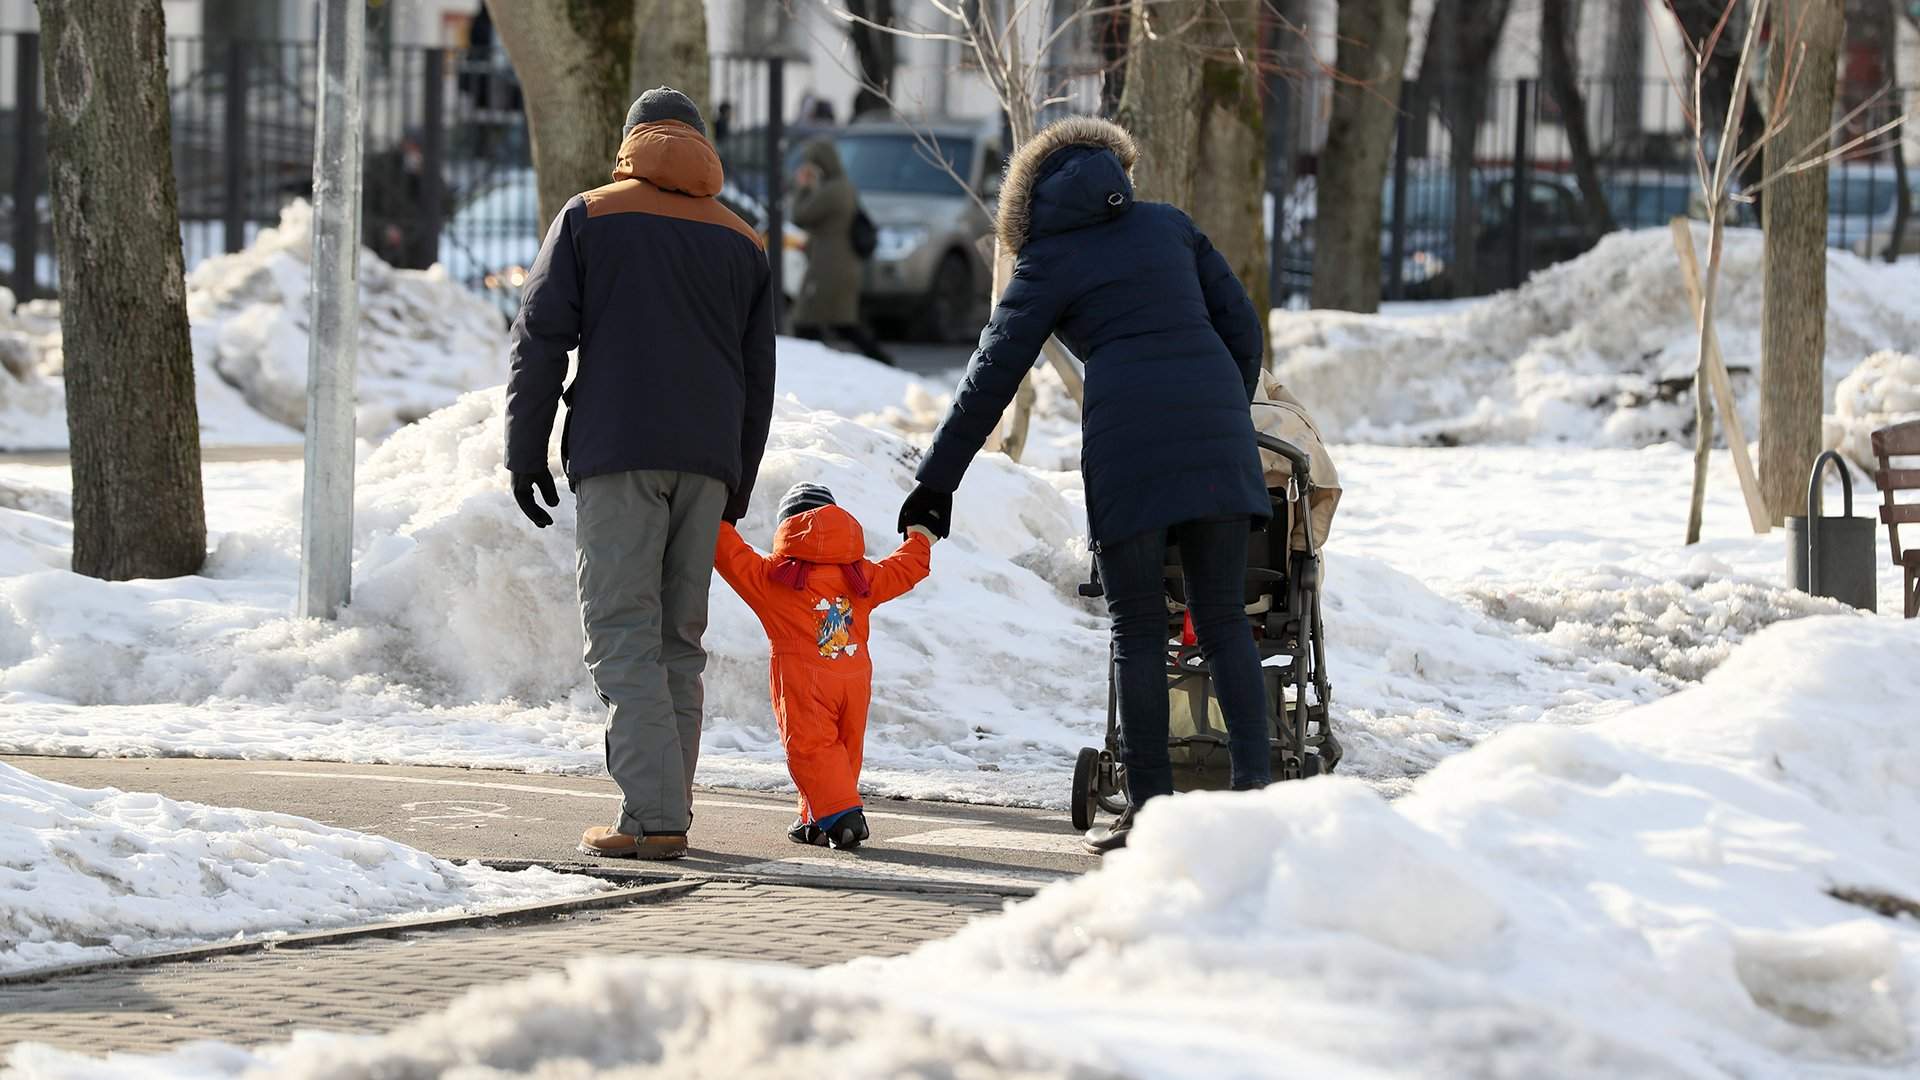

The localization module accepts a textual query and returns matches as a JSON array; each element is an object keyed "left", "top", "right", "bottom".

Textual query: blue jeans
[{"left": 1096, "top": 516, "right": 1272, "bottom": 804}]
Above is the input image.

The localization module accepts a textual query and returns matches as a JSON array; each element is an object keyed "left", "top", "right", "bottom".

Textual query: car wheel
[{"left": 917, "top": 252, "right": 975, "bottom": 344}]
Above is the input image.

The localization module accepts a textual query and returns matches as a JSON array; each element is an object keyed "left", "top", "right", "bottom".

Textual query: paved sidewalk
[
  {"left": 0, "top": 756, "right": 1087, "bottom": 1058},
  {"left": 6, "top": 756, "right": 1098, "bottom": 888},
  {"left": 0, "top": 880, "right": 1002, "bottom": 1056}
]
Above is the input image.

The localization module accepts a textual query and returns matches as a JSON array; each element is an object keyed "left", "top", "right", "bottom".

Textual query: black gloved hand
[
  {"left": 513, "top": 468, "right": 560, "bottom": 529},
  {"left": 897, "top": 484, "right": 954, "bottom": 539}
]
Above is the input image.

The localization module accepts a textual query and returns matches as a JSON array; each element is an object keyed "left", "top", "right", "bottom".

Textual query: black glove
[
  {"left": 513, "top": 468, "right": 560, "bottom": 529},
  {"left": 897, "top": 484, "right": 953, "bottom": 539}
]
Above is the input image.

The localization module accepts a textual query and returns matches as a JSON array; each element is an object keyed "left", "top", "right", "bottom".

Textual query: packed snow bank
[
  {"left": 16, "top": 616, "right": 1919, "bottom": 1078},
  {"left": 1275, "top": 226, "right": 1920, "bottom": 447},
  {"left": 1829, "top": 350, "right": 1920, "bottom": 470},
  {"left": 188, "top": 201, "right": 507, "bottom": 437},
  {"left": 0, "top": 762, "right": 605, "bottom": 976},
  {"left": 0, "top": 200, "right": 508, "bottom": 451}
]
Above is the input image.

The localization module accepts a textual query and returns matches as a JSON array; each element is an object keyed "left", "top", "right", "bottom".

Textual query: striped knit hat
[{"left": 777, "top": 483, "right": 836, "bottom": 523}]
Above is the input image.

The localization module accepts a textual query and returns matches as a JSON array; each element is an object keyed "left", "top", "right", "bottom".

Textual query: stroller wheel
[
  {"left": 1071, "top": 747, "right": 1101, "bottom": 831},
  {"left": 1300, "top": 753, "right": 1324, "bottom": 778}
]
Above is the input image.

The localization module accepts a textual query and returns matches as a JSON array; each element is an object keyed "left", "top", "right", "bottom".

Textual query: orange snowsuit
[{"left": 715, "top": 506, "right": 932, "bottom": 822}]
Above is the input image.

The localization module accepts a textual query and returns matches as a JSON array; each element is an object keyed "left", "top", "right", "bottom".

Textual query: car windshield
[
  {"left": 833, "top": 134, "right": 974, "bottom": 196},
  {"left": 1830, "top": 172, "right": 1896, "bottom": 217}
]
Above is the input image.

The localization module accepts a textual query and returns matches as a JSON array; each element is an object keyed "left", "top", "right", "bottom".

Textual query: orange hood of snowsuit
[
  {"left": 714, "top": 507, "right": 933, "bottom": 823},
  {"left": 718, "top": 506, "right": 928, "bottom": 662}
]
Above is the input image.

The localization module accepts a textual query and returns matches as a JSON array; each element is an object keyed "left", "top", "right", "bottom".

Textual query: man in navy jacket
[{"left": 506, "top": 87, "right": 776, "bottom": 861}]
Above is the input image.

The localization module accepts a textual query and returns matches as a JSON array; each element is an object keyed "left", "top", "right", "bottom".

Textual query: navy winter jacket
[
  {"left": 505, "top": 120, "right": 777, "bottom": 522},
  {"left": 915, "top": 117, "right": 1269, "bottom": 545}
]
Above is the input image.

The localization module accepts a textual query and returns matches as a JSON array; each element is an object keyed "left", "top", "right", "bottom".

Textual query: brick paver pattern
[{"left": 0, "top": 881, "right": 1006, "bottom": 1056}]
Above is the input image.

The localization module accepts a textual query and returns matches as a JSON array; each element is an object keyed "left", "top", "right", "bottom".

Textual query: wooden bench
[{"left": 1870, "top": 419, "right": 1920, "bottom": 618}]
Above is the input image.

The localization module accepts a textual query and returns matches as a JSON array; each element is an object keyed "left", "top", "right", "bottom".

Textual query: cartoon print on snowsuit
[
  {"left": 715, "top": 504, "right": 931, "bottom": 825},
  {"left": 815, "top": 597, "right": 858, "bottom": 659}
]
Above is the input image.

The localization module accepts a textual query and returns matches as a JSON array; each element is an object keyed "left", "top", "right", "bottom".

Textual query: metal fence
[
  {"left": 2, "top": 32, "right": 791, "bottom": 314},
  {"left": 5, "top": 30, "right": 1912, "bottom": 312},
  {"left": 1269, "top": 73, "right": 1918, "bottom": 305}
]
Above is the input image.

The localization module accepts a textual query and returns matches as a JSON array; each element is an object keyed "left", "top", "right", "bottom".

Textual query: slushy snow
[
  {"left": 0, "top": 761, "right": 606, "bottom": 976},
  {"left": 1274, "top": 226, "right": 1920, "bottom": 448},
  {"left": 13, "top": 615, "right": 1917, "bottom": 1078}
]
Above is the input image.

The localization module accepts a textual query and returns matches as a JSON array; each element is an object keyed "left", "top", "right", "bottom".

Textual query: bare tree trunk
[
  {"left": 485, "top": 0, "right": 638, "bottom": 228},
  {"left": 846, "top": 0, "right": 896, "bottom": 117},
  {"left": 1117, "top": 1, "right": 1270, "bottom": 344},
  {"left": 1541, "top": 0, "right": 1617, "bottom": 232},
  {"left": 1876, "top": 0, "right": 1911, "bottom": 261},
  {"left": 1191, "top": 0, "right": 1268, "bottom": 355},
  {"left": 632, "top": 0, "right": 708, "bottom": 118},
  {"left": 41, "top": 0, "right": 206, "bottom": 580},
  {"left": 1423, "top": 0, "right": 1513, "bottom": 298},
  {"left": 1308, "top": 0, "right": 1412, "bottom": 312},
  {"left": 1605, "top": 0, "right": 1645, "bottom": 141},
  {"left": 1117, "top": 1, "right": 1204, "bottom": 210},
  {"left": 1760, "top": 0, "right": 1845, "bottom": 524},
  {"left": 1097, "top": 7, "right": 1132, "bottom": 116}
]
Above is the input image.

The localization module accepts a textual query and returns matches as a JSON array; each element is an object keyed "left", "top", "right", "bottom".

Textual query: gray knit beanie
[
  {"left": 778, "top": 483, "right": 836, "bottom": 523},
  {"left": 623, "top": 87, "right": 706, "bottom": 138}
]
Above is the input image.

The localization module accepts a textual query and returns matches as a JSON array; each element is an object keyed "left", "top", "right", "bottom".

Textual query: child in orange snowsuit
[{"left": 715, "top": 483, "right": 934, "bottom": 850}]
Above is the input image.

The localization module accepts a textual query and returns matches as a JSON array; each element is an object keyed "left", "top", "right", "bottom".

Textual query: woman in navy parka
[{"left": 897, "top": 117, "right": 1272, "bottom": 853}]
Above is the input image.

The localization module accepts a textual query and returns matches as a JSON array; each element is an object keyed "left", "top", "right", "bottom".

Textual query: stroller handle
[{"left": 1255, "top": 432, "right": 1311, "bottom": 481}]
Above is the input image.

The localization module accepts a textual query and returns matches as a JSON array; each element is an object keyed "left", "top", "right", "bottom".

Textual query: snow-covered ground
[
  {"left": 0, "top": 202, "right": 506, "bottom": 451},
  {"left": 12, "top": 613, "right": 1917, "bottom": 1078},
  {"left": 1274, "top": 226, "right": 1920, "bottom": 452},
  {"left": 0, "top": 339, "right": 1885, "bottom": 805},
  {"left": 0, "top": 761, "right": 607, "bottom": 976}
]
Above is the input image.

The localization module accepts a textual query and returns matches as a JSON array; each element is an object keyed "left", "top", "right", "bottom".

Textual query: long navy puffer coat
[{"left": 915, "top": 117, "right": 1269, "bottom": 545}]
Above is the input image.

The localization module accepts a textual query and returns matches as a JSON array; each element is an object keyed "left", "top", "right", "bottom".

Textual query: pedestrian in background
[
  {"left": 790, "top": 138, "right": 894, "bottom": 367},
  {"left": 505, "top": 87, "right": 777, "bottom": 861}
]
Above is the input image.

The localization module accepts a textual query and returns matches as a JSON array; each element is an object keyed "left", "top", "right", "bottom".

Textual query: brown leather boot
[{"left": 578, "top": 826, "right": 688, "bottom": 860}]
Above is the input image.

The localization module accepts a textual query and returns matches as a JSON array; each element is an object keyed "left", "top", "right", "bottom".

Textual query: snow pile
[
  {"left": 0, "top": 200, "right": 512, "bottom": 451},
  {"left": 1275, "top": 226, "right": 1920, "bottom": 447},
  {"left": 0, "top": 288, "right": 71, "bottom": 450},
  {"left": 0, "top": 761, "right": 606, "bottom": 976},
  {"left": 1828, "top": 350, "right": 1920, "bottom": 471},
  {"left": 16, "top": 616, "right": 1919, "bottom": 1078},
  {"left": 188, "top": 200, "right": 507, "bottom": 438}
]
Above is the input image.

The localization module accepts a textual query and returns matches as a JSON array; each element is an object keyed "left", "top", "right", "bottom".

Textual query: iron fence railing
[
  {"left": 2, "top": 34, "right": 793, "bottom": 319},
  {"left": 1268, "top": 74, "right": 1918, "bottom": 305},
  {"left": 3, "top": 30, "right": 1911, "bottom": 313}
]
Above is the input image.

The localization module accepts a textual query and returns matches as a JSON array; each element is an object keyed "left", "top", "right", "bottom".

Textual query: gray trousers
[{"left": 574, "top": 469, "right": 727, "bottom": 836}]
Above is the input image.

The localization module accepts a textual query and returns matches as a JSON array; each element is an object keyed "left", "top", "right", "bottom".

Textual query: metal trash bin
[{"left": 1787, "top": 450, "right": 1877, "bottom": 612}]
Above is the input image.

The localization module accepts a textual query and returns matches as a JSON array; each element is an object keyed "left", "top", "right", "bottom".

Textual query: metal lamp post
[{"left": 299, "top": 0, "right": 365, "bottom": 620}]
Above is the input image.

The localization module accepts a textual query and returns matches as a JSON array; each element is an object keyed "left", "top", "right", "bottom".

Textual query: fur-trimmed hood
[{"left": 994, "top": 116, "right": 1139, "bottom": 255}]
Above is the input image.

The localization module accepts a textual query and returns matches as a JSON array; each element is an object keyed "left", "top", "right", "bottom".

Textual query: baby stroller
[{"left": 1069, "top": 432, "right": 1339, "bottom": 830}]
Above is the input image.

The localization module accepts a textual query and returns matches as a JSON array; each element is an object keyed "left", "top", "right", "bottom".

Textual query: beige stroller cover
[{"left": 1251, "top": 371, "right": 1341, "bottom": 551}]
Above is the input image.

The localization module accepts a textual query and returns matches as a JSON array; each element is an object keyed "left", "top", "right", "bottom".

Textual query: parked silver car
[{"left": 826, "top": 118, "right": 1003, "bottom": 342}]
